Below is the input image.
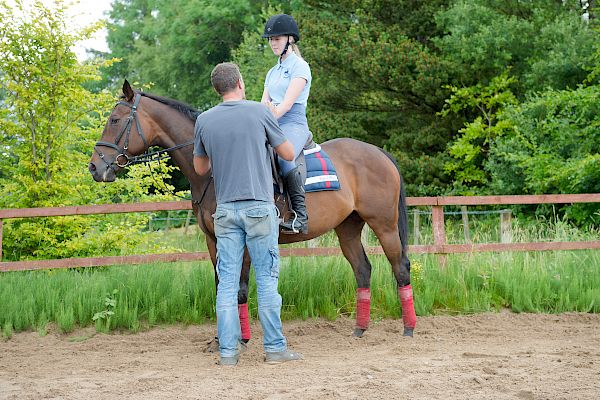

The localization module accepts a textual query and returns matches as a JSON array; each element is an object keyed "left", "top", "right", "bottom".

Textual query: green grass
[{"left": 1, "top": 250, "right": 599, "bottom": 338}]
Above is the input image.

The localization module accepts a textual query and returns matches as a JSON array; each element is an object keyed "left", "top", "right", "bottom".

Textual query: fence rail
[{"left": 1, "top": 194, "right": 599, "bottom": 272}]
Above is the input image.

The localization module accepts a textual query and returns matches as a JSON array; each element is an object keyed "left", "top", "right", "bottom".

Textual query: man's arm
[
  {"left": 274, "top": 140, "right": 294, "bottom": 161},
  {"left": 194, "top": 155, "right": 211, "bottom": 176}
]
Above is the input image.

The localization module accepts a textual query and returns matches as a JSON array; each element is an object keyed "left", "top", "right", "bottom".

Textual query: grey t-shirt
[{"left": 193, "top": 100, "right": 287, "bottom": 204}]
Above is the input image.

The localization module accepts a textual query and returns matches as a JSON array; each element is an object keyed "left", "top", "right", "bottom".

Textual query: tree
[
  {"left": 104, "top": 0, "right": 260, "bottom": 107},
  {"left": 434, "top": 1, "right": 596, "bottom": 93},
  {"left": 298, "top": 1, "right": 454, "bottom": 195},
  {"left": 0, "top": 0, "right": 174, "bottom": 260},
  {"left": 440, "top": 73, "right": 517, "bottom": 193},
  {"left": 486, "top": 84, "right": 600, "bottom": 224}
]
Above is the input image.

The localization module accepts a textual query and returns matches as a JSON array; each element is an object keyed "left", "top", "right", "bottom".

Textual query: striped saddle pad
[{"left": 303, "top": 144, "right": 340, "bottom": 192}]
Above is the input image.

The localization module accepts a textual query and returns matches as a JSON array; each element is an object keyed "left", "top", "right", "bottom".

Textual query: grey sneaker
[
  {"left": 219, "top": 354, "right": 239, "bottom": 366},
  {"left": 264, "top": 350, "right": 303, "bottom": 364}
]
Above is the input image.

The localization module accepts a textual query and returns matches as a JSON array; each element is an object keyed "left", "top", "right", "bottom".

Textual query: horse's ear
[{"left": 122, "top": 80, "right": 134, "bottom": 102}]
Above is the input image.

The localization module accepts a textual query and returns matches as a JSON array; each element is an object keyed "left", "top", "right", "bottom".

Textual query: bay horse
[{"left": 89, "top": 80, "right": 416, "bottom": 340}]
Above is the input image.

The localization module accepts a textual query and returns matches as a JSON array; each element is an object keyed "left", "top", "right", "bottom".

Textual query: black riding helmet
[{"left": 262, "top": 14, "right": 300, "bottom": 42}]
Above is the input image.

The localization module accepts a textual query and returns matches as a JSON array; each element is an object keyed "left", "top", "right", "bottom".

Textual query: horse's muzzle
[{"left": 88, "top": 161, "right": 116, "bottom": 182}]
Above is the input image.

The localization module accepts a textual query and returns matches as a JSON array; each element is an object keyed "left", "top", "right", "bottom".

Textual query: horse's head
[{"left": 89, "top": 80, "right": 153, "bottom": 182}]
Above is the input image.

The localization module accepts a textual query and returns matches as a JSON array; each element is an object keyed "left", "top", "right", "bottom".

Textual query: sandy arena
[{"left": 1, "top": 312, "right": 599, "bottom": 399}]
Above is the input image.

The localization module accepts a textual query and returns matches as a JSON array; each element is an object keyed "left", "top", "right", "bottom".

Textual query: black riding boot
[{"left": 280, "top": 167, "right": 308, "bottom": 234}]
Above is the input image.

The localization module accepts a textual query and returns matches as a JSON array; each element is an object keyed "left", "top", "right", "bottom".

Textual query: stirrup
[{"left": 280, "top": 210, "right": 300, "bottom": 234}]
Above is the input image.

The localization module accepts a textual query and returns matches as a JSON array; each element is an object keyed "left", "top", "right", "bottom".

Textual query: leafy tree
[
  {"left": 440, "top": 73, "right": 517, "bottom": 193},
  {"left": 298, "top": 1, "right": 454, "bottom": 195},
  {"left": 0, "top": 0, "right": 175, "bottom": 260},
  {"left": 486, "top": 84, "right": 600, "bottom": 224},
  {"left": 104, "top": 0, "right": 261, "bottom": 107},
  {"left": 437, "top": 1, "right": 598, "bottom": 197},
  {"left": 232, "top": 6, "right": 281, "bottom": 102},
  {"left": 434, "top": 1, "right": 596, "bottom": 93}
]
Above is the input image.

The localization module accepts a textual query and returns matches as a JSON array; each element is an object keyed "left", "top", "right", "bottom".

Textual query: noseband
[{"left": 94, "top": 93, "right": 193, "bottom": 168}]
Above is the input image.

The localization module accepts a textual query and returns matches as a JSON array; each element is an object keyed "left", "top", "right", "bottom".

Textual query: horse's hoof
[
  {"left": 239, "top": 340, "right": 248, "bottom": 353},
  {"left": 204, "top": 337, "right": 220, "bottom": 353},
  {"left": 353, "top": 328, "right": 366, "bottom": 338},
  {"left": 403, "top": 327, "right": 414, "bottom": 337}
]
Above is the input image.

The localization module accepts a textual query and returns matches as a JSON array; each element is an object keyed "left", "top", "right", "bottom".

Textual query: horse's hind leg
[
  {"left": 366, "top": 217, "right": 416, "bottom": 337},
  {"left": 238, "top": 251, "right": 252, "bottom": 345},
  {"left": 334, "top": 212, "right": 373, "bottom": 338}
]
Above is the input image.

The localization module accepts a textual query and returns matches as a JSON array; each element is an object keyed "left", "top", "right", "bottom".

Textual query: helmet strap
[{"left": 279, "top": 37, "right": 292, "bottom": 64}]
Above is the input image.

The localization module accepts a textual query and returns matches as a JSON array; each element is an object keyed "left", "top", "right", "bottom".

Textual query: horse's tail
[{"left": 378, "top": 148, "right": 409, "bottom": 254}]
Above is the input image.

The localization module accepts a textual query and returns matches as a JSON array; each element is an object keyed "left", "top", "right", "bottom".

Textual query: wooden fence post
[
  {"left": 184, "top": 210, "right": 193, "bottom": 234},
  {"left": 500, "top": 210, "right": 513, "bottom": 243},
  {"left": 461, "top": 205, "right": 471, "bottom": 244},
  {"left": 432, "top": 205, "right": 448, "bottom": 268},
  {"left": 413, "top": 210, "right": 420, "bottom": 245},
  {"left": 361, "top": 224, "right": 370, "bottom": 246}
]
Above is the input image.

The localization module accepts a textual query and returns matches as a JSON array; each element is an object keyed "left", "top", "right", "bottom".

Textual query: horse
[{"left": 89, "top": 80, "right": 416, "bottom": 341}]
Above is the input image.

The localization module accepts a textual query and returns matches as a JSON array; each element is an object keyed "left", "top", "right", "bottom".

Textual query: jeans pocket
[
  {"left": 245, "top": 207, "right": 271, "bottom": 237},
  {"left": 269, "top": 247, "right": 280, "bottom": 278},
  {"left": 212, "top": 209, "right": 228, "bottom": 236},
  {"left": 212, "top": 210, "right": 227, "bottom": 220}
]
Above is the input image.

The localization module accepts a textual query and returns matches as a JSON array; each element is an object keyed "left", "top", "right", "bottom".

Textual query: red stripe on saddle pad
[{"left": 315, "top": 151, "right": 331, "bottom": 188}]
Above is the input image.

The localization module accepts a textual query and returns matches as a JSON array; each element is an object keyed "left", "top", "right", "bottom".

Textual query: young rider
[{"left": 261, "top": 14, "right": 311, "bottom": 235}]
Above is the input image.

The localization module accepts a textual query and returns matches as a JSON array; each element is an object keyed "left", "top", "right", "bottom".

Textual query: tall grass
[{"left": 1, "top": 250, "right": 599, "bottom": 337}]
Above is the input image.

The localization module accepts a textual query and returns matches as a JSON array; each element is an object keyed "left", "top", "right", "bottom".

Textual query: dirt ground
[{"left": 1, "top": 312, "right": 599, "bottom": 400}]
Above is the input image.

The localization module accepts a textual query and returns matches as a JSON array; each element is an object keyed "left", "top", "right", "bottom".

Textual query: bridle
[{"left": 94, "top": 93, "right": 193, "bottom": 169}]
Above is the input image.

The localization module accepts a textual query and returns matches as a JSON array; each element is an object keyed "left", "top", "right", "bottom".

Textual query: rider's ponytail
[{"left": 290, "top": 40, "right": 302, "bottom": 59}]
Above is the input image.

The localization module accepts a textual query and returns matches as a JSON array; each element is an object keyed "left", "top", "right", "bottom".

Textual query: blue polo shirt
[{"left": 264, "top": 53, "right": 311, "bottom": 106}]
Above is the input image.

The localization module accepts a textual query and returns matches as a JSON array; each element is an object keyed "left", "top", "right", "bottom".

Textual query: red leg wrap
[
  {"left": 238, "top": 303, "right": 251, "bottom": 341},
  {"left": 398, "top": 285, "right": 417, "bottom": 329},
  {"left": 356, "top": 288, "right": 371, "bottom": 330}
]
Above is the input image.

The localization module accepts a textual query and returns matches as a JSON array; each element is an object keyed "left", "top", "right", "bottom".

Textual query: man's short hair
[{"left": 211, "top": 63, "right": 242, "bottom": 96}]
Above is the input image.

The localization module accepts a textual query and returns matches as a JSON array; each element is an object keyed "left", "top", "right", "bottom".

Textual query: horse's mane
[{"left": 136, "top": 91, "right": 201, "bottom": 122}]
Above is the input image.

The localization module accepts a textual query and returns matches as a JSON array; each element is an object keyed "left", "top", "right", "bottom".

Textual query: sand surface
[{"left": 1, "top": 312, "right": 599, "bottom": 399}]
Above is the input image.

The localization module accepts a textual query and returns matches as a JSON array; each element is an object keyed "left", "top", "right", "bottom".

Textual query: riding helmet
[{"left": 262, "top": 14, "right": 300, "bottom": 42}]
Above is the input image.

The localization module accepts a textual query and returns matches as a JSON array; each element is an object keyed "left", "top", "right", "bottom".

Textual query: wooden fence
[{"left": 1, "top": 194, "right": 599, "bottom": 272}]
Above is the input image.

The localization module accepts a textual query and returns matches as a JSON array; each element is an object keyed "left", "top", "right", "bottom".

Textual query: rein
[{"left": 94, "top": 93, "right": 193, "bottom": 169}]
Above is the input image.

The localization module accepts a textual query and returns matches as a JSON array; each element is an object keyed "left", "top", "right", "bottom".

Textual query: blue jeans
[{"left": 213, "top": 200, "right": 287, "bottom": 357}]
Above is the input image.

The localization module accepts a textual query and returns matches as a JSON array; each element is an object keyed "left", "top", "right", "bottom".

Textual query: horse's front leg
[
  {"left": 204, "top": 234, "right": 220, "bottom": 353},
  {"left": 204, "top": 234, "right": 252, "bottom": 352},
  {"left": 238, "top": 250, "right": 252, "bottom": 344}
]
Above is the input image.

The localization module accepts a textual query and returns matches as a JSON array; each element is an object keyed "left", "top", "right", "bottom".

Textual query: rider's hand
[{"left": 264, "top": 101, "right": 278, "bottom": 118}]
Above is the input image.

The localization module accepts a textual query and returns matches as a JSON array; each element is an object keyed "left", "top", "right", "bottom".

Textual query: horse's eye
[{"left": 111, "top": 118, "right": 120, "bottom": 124}]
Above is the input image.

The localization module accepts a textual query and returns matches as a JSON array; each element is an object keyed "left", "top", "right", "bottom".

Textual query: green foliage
[
  {"left": 93, "top": 289, "right": 118, "bottom": 332},
  {"left": 486, "top": 84, "right": 600, "bottom": 223},
  {"left": 0, "top": 1, "right": 177, "bottom": 261},
  {"left": 298, "top": 2, "right": 454, "bottom": 195},
  {"left": 97, "top": 0, "right": 598, "bottom": 200},
  {"left": 105, "top": 0, "right": 260, "bottom": 107},
  {"left": 434, "top": 1, "right": 595, "bottom": 93},
  {"left": 441, "top": 73, "right": 517, "bottom": 192},
  {"left": 232, "top": 5, "right": 282, "bottom": 102}
]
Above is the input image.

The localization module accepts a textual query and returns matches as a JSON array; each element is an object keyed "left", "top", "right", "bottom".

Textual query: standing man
[{"left": 194, "top": 62, "right": 303, "bottom": 366}]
